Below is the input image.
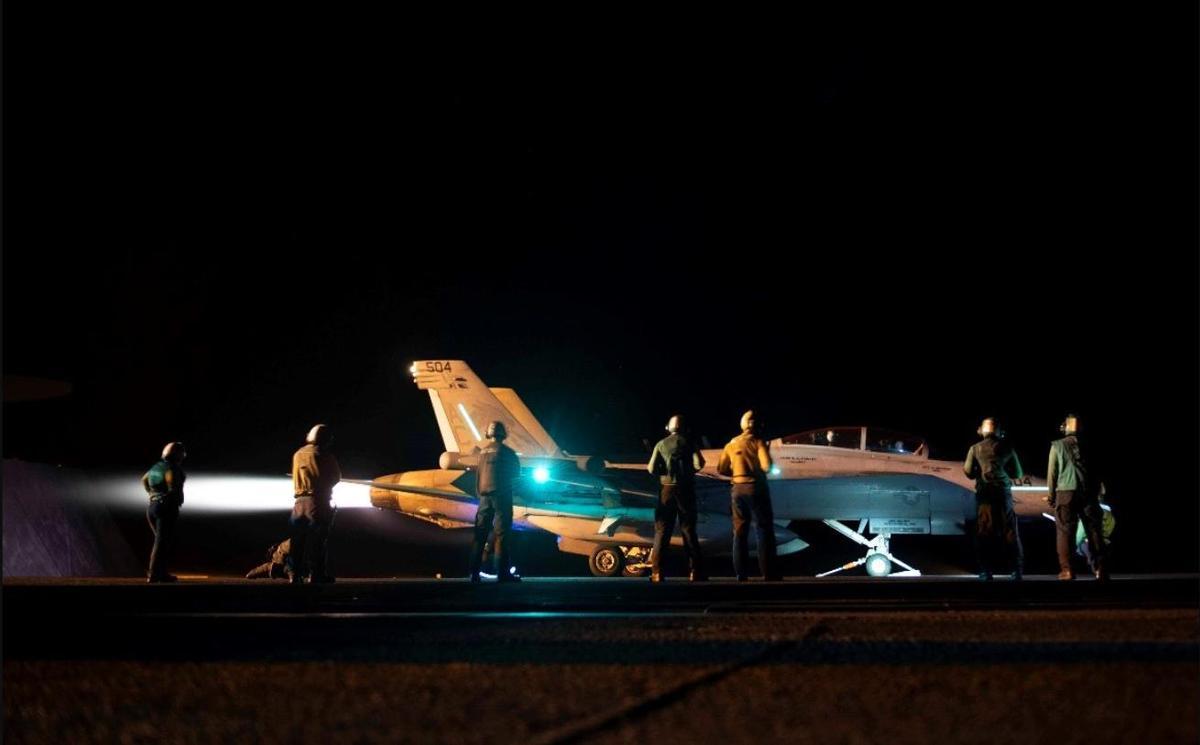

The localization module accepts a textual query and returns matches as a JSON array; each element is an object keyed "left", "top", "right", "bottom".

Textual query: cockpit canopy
[{"left": 780, "top": 426, "right": 927, "bottom": 457}]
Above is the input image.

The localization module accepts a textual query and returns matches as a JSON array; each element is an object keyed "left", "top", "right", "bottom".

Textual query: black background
[{"left": 5, "top": 7, "right": 1197, "bottom": 571}]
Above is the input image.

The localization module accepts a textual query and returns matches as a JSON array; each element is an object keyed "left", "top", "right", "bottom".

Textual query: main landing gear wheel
[{"left": 588, "top": 545, "right": 623, "bottom": 577}]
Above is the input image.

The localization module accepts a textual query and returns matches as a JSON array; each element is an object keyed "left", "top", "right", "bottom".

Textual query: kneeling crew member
[
  {"left": 647, "top": 414, "right": 707, "bottom": 582},
  {"left": 963, "top": 417, "right": 1024, "bottom": 580},
  {"left": 246, "top": 538, "right": 293, "bottom": 580},
  {"left": 717, "top": 411, "right": 780, "bottom": 581},
  {"left": 142, "top": 441, "right": 187, "bottom": 583},
  {"left": 470, "top": 421, "right": 522, "bottom": 583}
]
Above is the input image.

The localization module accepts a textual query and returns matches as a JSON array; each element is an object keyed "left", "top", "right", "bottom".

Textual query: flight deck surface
[{"left": 5, "top": 575, "right": 1198, "bottom": 744}]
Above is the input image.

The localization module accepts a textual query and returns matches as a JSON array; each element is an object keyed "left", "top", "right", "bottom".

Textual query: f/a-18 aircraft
[{"left": 353, "top": 360, "right": 1049, "bottom": 577}]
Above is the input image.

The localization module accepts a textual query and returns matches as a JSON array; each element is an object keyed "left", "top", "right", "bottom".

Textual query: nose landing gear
[{"left": 815, "top": 520, "right": 921, "bottom": 578}]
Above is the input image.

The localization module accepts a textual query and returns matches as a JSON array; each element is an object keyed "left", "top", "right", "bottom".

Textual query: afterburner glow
[{"left": 97, "top": 472, "right": 374, "bottom": 512}]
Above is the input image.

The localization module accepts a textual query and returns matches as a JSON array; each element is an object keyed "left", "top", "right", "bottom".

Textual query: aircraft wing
[
  {"left": 533, "top": 467, "right": 660, "bottom": 503},
  {"left": 341, "top": 478, "right": 478, "bottom": 505},
  {"left": 346, "top": 475, "right": 655, "bottom": 508},
  {"left": 617, "top": 488, "right": 658, "bottom": 500}
]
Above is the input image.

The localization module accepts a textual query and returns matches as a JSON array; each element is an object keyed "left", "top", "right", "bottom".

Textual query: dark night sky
[{"left": 4, "top": 6, "right": 1198, "bottom": 543}]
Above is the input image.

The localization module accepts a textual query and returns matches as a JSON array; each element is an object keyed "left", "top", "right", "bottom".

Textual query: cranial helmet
[
  {"left": 977, "top": 417, "right": 996, "bottom": 437},
  {"left": 486, "top": 421, "right": 507, "bottom": 440},
  {"left": 740, "top": 410, "right": 756, "bottom": 433},
  {"left": 161, "top": 441, "right": 186, "bottom": 462},
  {"left": 1060, "top": 414, "right": 1079, "bottom": 435},
  {"left": 306, "top": 424, "right": 332, "bottom": 446},
  {"left": 666, "top": 414, "right": 683, "bottom": 433}
]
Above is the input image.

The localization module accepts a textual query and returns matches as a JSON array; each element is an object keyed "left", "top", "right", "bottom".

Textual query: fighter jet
[{"left": 353, "top": 360, "right": 1049, "bottom": 577}]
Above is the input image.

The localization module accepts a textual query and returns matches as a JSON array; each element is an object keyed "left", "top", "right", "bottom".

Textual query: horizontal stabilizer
[{"left": 342, "top": 478, "right": 477, "bottom": 504}]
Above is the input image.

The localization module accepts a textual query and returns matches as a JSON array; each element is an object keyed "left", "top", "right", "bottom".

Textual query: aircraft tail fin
[
  {"left": 489, "top": 387, "right": 561, "bottom": 456},
  {"left": 411, "top": 360, "right": 557, "bottom": 457}
]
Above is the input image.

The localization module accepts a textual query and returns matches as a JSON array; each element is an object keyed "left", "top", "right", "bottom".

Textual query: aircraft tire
[
  {"left": 865, "top": 552, "right": 892, "bottom": 577},
  {"left": 588, "top": 545, "right": 623, "bottom": 577}
]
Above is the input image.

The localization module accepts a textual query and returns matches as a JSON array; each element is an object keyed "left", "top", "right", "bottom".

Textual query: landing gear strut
[{"left": 816, "top": 520, "right": 921, "bottom": 578}]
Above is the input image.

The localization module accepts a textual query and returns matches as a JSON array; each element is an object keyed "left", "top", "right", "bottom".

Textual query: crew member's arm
[
  {"left": 756, "top": 440, "right": 772, "bottom": 475},
  {"left": 717, "top": 445, "right": 732, "bottom": 477},
  {"left": 165, "top": 467, "right": 181, "bottom": 504},
  {"left": 963, "top": 446, "right": 977, "bottom": 480},
  {"left": 141, "top": 472, "right": 152, "bottom": 495},
  {"left": 313, "top": 452, "right": 337, "bottom": 495},
  {"left": 647, "top": 442, "right": 665, "bottom": 476},
  {"left": 1046, "top": 443, "right": 1059, "bottom": 506},
  {"left": 692, "top": 446, "right": 706, "bottom": 473},
  {"left": 292, "top": 451, "right": 305, "bottom": 494},
  {"left": 1008, "top": 449, "right": 1024, "bottom": 482}
]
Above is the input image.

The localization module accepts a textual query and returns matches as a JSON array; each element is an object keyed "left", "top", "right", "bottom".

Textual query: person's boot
[
  {"left": 649, "top": 571, "right": 663, "bottom": 583},
  {"left": 1057, "top": 569, "right": 1075, "bottom": 580},
  {"left": 469, "top": 573, "right": 481, "bottom": 583},
  {"left": 688, "top": 570, "right": 708, "bottom": 582},
  {"left": 977, "top": 571, "right": 993, "bottom": 581},
  {"left": 1010, "top": 568, "right": 1023, "bottom": 581}
]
